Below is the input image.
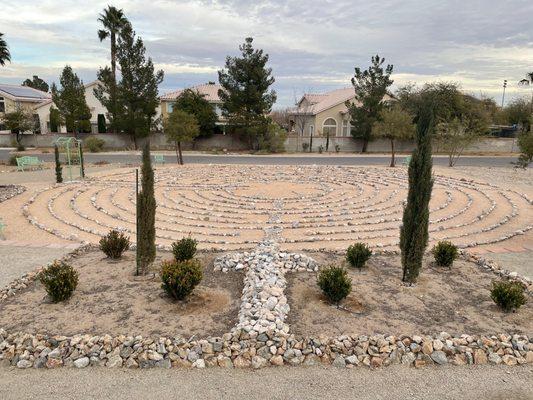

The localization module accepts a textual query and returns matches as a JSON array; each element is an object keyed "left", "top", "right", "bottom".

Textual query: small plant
[
  {"left": 335, "top": 144, "right": 341, "bottom": 153},
  {"left": 318, "top": 145, "right": 324, "bottom": 154},
  {"left": 317, "top": 265, "right": 352, "bottom": 305},
  {"left": 346, "top": 242, "right": 372, "bottom": 269},
  {"left": 302, "top": 142, "right": 310, "bottom": 152},
  {"left": 172, "top": 237, "right": 198, "bottom": 262},
  {"left": 17, "top": 144, "right": 25, "bottom": 152},
  {"left": 39, "top": 260, "right": 79, "bottom": 302},
  {"left": 160, "top": 259, "right": 203, "bottom": 300},
  {"left": 99, "top": 229, "right": 130, "bottom": 259},
  {"left": 84, "top": 136, "right": 106, "bottom": 153},
  {"left": 490, "top": 280, "right": 527, "bottom": 312},
  {"left": 432, "top": 240, "right": 458, "bottom": 267},
  {"left": 8, "top": 154, "right": 19, "bottom": 166}
]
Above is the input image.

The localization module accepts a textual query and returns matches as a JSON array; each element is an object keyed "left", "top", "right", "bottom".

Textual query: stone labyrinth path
[{"left": 22, "top": 165, "right": 532, "bottom": 252}]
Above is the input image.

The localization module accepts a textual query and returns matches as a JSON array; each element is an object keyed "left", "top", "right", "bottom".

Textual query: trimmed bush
[
  {"left": 346, "top": 242, "right": 372, "bottom": 269},
  {"left": 99, "top": 229, "right": 130, "bottom": 259},
  {"left": 84, "top": 136, "right": 106, "bottom": 153},
  {"left": 39, "top": 260, "right": 79, "bottom": 302},
  {"left": 160, "top": 259, "right": 203, "bottom": 300},
  {"left": 432, "top": 240, "right": 458, "bottom": 267},
  {"left": 172, "top": 237, "right": 198, "bottom": 262},
  {"left": 317, "top": 265, "right": 352, "bottom": 305},
  {"left": 490, "top": 280, "right": 527, "bottom": 312}
]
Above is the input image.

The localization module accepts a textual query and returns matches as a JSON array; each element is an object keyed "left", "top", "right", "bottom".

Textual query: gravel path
[
  {"left": 0, "top": 245, "right": 70, "bottom": 288},
  {"left": 0, "top": 365, "right": 531, "bottom": 400}
]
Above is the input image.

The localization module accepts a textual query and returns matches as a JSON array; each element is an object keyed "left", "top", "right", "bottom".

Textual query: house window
[
  {"left": 342, "top": 120, "right": 351, "bottom": 136},
  {"left": 166, "top": 102, "right": 175, "bottom": 113},
  {"left": 322, "top": 118, "right": 337, "bottom": 137},
  {"left": 309, "top": 125, "right": 314, "bottom": 136},
  {"left": 0, "top": 97, "right": 5, "bottom": 113}
]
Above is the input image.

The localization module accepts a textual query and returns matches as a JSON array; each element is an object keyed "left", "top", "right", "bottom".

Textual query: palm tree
[
  {"left": 518, "top": 72, "right": 533, "bottom": 121},
  {"left": 97, "top": 6, "right": 128, "bottom": 83},
  {"left": 0, "top": 33, "right": 11, "bottom": 66}
]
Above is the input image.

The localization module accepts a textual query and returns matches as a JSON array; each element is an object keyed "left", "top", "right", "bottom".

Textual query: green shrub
[
  {"left": 302, "top": 142, "right": 310, "bottom": 152},
  {"left": 17, "top": 144, "right": 25, "bottom": 152},
  {"left": 160, "top": 259, "right": 203, "bottom": 300},
  {"left": 99, "top": 229, "right": 130, "bottom": 259},
  {"left": 172, "top": 237, "right": 198, "bottom": 262},
  {"left": 346, "top": 242, "right": 372, "bottom": 269},
  {"left": 39, "top": 260, "right": 79, "bottom": 302},
  {"left": 84, "top": 136, "right": 106, "bottom": 153},
  {"left": 432, "top": 240, "right": 458, "bottom": 267},
  {"left": 8, "top": 154, "right": 19, "bottom": 166},
  {"left": 317, "top": 265, "right": 352, "bottom": 305},
  {"left": 490, "top": 280, "right": 527, "bottom": 312},
  {"left": 335, "top": 144, "right": 341, "bottom": 153},
  {"left": 318, "top": 145, "right": 324, "bottom": 154}
]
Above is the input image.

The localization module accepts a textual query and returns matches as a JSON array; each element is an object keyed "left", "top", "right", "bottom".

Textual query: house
[
  {"left": 288, "top": 87, "right": 393, "bottom": 138},
  {"left": 0, "top": 84, "right": 51, "bottom": 133},
  {"left": 34, "top": 80, "right": 109, "bottom": 134},
  {"left": 159, "top": 82, "right": 227, "bottom": 132}
]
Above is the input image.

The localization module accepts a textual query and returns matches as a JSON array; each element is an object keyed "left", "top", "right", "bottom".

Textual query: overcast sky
[{"left": 1, "top": 0, "right": 532, "bottom": 107}]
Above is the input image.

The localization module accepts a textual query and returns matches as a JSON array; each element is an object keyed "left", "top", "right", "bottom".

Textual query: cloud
[{"left": 1, "top": 0, "right": 532, "bottom": 107}]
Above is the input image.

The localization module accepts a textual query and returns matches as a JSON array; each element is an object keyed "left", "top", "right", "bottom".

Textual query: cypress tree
[
  {"left": 79, "top": 145, "right": 85, "bottom": 178},
  {"left": 400, "top": 104, "right": 434, "bottom": 284},
  {"left": 136, "top": 141, "right": 156, "bottom": 274},
  {"left": 54, "top": 144, "right": 63, "bottom": 183}
]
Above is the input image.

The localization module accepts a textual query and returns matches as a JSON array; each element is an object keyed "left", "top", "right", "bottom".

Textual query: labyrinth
[{"left": 21, "top": 165, "right": 532, "bottom": 251}]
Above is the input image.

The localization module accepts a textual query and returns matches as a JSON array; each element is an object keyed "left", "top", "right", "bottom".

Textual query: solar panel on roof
[{"left": 0, "top": 85, "right": 50, "bottom": 99}]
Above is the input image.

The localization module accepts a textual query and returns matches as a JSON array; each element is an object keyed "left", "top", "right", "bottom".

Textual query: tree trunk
[
  {"left": 361, "top": 139, "right": 369, "bottom": 153},
  {"left": 449, "top": 154, "right": 453, "bottom": 167},
  {"left": 177, "top": 141, "right": 183, "bottom": 165},
  {"left": 326, "top": 132, "right": 330, "bottom": 152},
  {"left": 132, "top": 135, "right": 138, "bottom": 151},
  {"left": 390, "top": 139, "right": 395, "bottom": 167},
  {"left": 110, "top": 33, "right": 117, "bottom": 134},
  {"left": 175, "top": 143, "right": 179, "bottom": 164}
]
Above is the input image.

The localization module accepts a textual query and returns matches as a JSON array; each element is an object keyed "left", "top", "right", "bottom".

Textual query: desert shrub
[
  {"left": 335, "top": 144, "right": 341, "bottom": 153},
  {"left": 346, "top": 242, "right": 372, "bottom": 269},
  {"left": 17, "top": 144, "right": 25, "bottom": 151},
  {"left": 516, "top": 131, "right": 533, "bottom": 168},
  {"left": 490, "top": 280, "right": 527, "bottom": 312},
  {"left": 99, "top": 229, "right": 130, "bottom": 259},
  {"left": 160, "top": 259, "right": 203, "bottom": 300},
  {"left": 172, "top": 237, "right": 198, "bottom": 262},
  {"left": 8, "top": 154, "right": 19, "bottom": 166},
  {"left": 84, "top": 136, "right": 106, "bottom": 153},
  {"left": 302, "top": 142, "right": 310, "bottom": 152},
  {"left": 432, "top": 241, "right": 458, "bottom": 267},
  {"left": 39, "top": 260, "right": 79, "bottom": 302},
  {"left": 318, "top": 145, "right": 324, "bottom": 154},
  {"left": 317, "top": 265, "right": 352, "bottom": 305}
]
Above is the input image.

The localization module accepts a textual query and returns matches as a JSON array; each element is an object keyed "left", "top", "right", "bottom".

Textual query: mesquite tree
[
  {"left": 400, "top": 104, "right": 434, "bottom": 284},
  {"left": 136, "top": 141, "right": 156, "bottom": 274},
  {"left": 54, "top": 145, "right": 63, "bottom": 183}
]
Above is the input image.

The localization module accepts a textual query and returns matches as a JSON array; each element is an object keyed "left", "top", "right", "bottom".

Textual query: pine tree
[
  {"left": 54, "top": 145, "right": 63, "bottom": 183},
  {"left": 218, "top": 37, "right": 276, "bottom": 150},
  {"left": 136, "top": 141, "right": 156, "bottom": 274},
  {"left": 51, "top": 66, "right": 91, "bottom": 136},
  {"left": 95, "top": 23, "right": 163, "bottom": 149},
  {"left": 22, "top": 75, "right": 49, "bottom": 92},
  {"left": 400, "top": 104, "right": 434, "bottom": 284},
  {"left": 346, "top": 55, "right": 393, "bottom": 153}
]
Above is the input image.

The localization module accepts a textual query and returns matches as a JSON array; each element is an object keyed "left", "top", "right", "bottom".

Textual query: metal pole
[
  {"left": 135, "top": 168, "right": 139, "bottom": 276},
  {"left": 501, "top": 80, "right": 507, "bottom": 108}
]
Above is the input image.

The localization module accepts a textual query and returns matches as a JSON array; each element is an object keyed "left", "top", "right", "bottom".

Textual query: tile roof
[
  {"left": 0, "top": 84, "right": 51, "bottom": 102},
  {"left": 294, "top": 87, "right": 357, "bottom": 115},
  {"left": 160, "top": 83, "right": 222, "bottom": 102}
]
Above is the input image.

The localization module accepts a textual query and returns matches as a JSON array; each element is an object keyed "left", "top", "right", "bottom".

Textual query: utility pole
[{"left": 501, "top": 80, "right": 508, "bottom": 108}]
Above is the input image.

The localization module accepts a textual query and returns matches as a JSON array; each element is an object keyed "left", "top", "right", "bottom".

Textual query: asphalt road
[
  {"left": 0, "top": 149, "right": 519, "bottom": 167},
  {"left": 1, "top": 365, "right": 531, "bottom": 400}
]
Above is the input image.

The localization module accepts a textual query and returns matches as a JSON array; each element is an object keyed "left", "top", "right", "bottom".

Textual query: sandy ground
[
  {"left": 0, "top": 250, "right": 243, "bottom": 337},
  {"left": 0, "top": 245, "right": 71, "bottom": 287},
  {"left": 0, "top": 365, "right": 531, "bottom": 400},
  {"left": 286, "top": 253, "right": 533, "bottom": 337}
]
